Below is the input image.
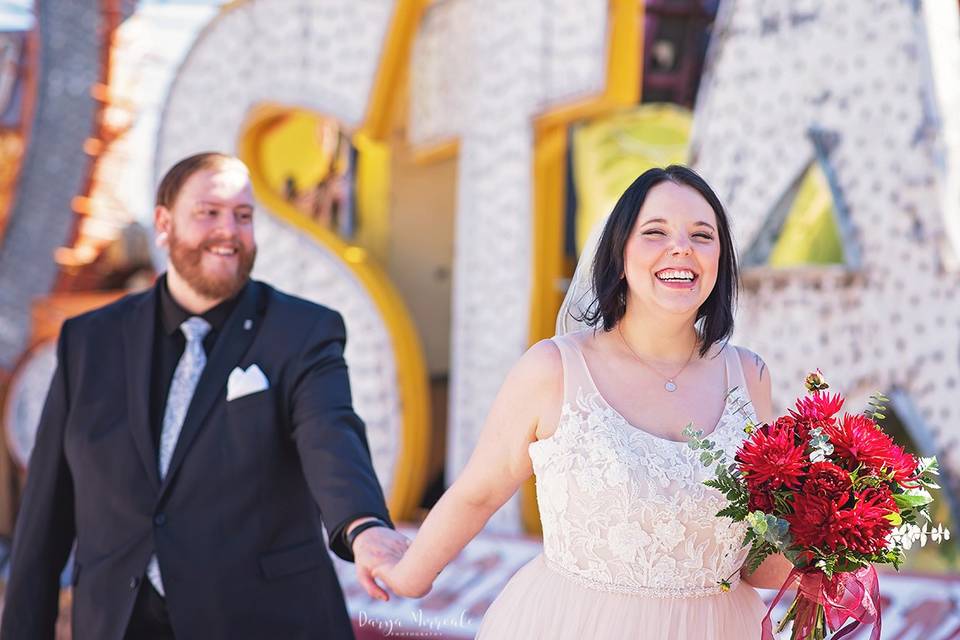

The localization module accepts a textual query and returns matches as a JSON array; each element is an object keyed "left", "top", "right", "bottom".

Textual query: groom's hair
[
  {"left": 576, "top": 165, "right": 739, "bottom": 358},
  {"left": 156, "top": 152, "right": 247, "bottom": 208}
]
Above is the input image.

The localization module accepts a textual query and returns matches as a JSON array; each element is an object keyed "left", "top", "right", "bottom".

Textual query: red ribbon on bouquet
[{"left": 761, "top": 565, "right": 881, "bottom": 640}]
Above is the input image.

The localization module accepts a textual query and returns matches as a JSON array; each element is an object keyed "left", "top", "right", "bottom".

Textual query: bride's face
[{"left": 622, "top": 181, "right": 721, "bottom": 318}]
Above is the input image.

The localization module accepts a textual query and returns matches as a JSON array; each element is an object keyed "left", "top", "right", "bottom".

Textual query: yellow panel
[
  {"left": 0, "top": 131, "right": 25, "bottom": 246},
  {"left": 522, "top": 123, "right": 568, "bottom": 535},
  {"left": 360, "top": 0, "right": 430, "bottom": 141},
  {"left": 529, "top": 125, "right": 569, "bottom": 350},
  {"left": 571, "top": 103, "right": 692, "bottom": 253},
  {"left": 353, "top": 132, "right": 392, "bottom": 265},
  {"left": 257, "top": 112, "right": 334, "bottom": 194},
  {"left": 768, "top": 164, "right": 844, "bottom": 266}
]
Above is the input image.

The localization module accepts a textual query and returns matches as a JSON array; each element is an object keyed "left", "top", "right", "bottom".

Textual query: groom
[{"left": 1, "top": 153, "right": 406, "bottom": 640}]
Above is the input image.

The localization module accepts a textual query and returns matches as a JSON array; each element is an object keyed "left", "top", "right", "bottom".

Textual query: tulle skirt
[{"left": 477, "top": 555, "right": 767, "bottom": 640}]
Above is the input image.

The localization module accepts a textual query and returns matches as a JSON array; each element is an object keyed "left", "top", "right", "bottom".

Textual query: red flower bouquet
[{"left": 685, "top": 371, "right": 949, "bottom": 640}]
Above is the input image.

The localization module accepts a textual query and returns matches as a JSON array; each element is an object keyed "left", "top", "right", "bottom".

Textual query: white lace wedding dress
[{"left": 477, "top": 331, "right": 768, "bottom": 639}]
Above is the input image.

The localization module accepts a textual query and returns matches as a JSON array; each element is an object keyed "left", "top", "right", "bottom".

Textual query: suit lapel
[
  {"left": 158, "top": 282, "right": 266, "bottom": 499},
  {"left": 124, "top": 285, "right": 161, "bottom": 491}
]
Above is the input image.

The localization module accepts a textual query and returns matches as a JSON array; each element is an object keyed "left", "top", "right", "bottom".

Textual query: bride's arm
[
  {"left": 736, "top": 348, "right": 797, "bottom": 590},
  {"left": 374, "top": 340, "right": 562, "bottom": 597}
]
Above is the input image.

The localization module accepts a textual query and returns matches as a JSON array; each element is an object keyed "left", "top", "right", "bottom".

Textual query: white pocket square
[{"left": 227, "top": 364, "right": 269, "bottom": 401}]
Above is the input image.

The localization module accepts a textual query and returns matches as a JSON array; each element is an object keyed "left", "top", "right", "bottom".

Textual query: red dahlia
[
  {"left": 736, "top": 418, "right": 807, "bottom": 490},
  {"left": 805, "top": 461, "right": 853, "bottom": 504},
  {"left": 747, "top": 482, "right": 776, "bottom": 513},
  {"left": 791, "top": 391, "right": 845, "bottom": 422},
  {"left": 786, "top": 487, "right": 896, "bottom": 554},
  {"left": 768, "top": 414, "right": 809, "bottom": 442},
  {"left": 789, "top": 391, "right": 843, "bottom": 442},
  {"left": 825, "top": 413, "right": 917, "bottom": 481},
  {"left": 886, "top": 446, "right": 919, "bottom": 484},
  {"left": 785, "top": 493, "right": 837, "bottom": 550},
  {"left": 834, "top": 487, "right": 898, "bottom": 555}
]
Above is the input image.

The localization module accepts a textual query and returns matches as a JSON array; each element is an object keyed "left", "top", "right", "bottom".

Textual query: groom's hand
[{"left": 350, "top": 520, "right": 410, "bottom": 601}]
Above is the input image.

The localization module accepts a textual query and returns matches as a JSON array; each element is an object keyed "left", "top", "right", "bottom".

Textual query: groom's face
[{"left": 156, "top": 163, "right": 257, "bottom": 301}]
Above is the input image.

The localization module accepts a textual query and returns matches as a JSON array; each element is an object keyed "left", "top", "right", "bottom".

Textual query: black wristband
[{"left": 345, "top": 519, "right": 389, "bottom": 551}]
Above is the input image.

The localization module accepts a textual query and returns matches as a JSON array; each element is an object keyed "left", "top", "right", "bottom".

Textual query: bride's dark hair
[{"left": 575, "top": 165, "right": 739, "bottom": 357}]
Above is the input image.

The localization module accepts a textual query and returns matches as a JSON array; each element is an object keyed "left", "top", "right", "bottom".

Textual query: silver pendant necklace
[{"left": 618, "top": 324, "right": 697, "bottom": 393}]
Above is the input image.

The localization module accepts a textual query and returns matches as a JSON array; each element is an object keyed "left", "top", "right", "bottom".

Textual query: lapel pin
[{"left": 243, "top": 319, "right": 253, "bottom": 330}]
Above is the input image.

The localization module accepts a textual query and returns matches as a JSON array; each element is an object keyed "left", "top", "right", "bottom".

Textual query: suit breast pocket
[
  {"left": 219, "top": 389, "right": 284, "bottom": 471},
  {"left": 225, "top": 389, "right": 278, "bottom": 425}
]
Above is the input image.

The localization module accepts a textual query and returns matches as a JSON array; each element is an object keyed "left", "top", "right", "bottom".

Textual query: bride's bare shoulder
[
  {"left": 502, "top": 339, "right": 563, "bottom": 422},
  {"left": 512, "top": 339, "right": 564, "bottom": 439},
  {"left": 728, "top": 344, "right": 770, "bottom": 385},
  {"left": 515, "top": 338, "right": 563, "bottom": 381}
]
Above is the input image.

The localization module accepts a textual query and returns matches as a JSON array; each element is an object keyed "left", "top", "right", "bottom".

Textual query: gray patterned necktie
[{"left": 147, "top": 316, "right": 211, "bottom": 596}]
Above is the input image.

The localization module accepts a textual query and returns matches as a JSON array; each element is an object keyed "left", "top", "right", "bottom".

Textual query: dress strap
[
  {"left": 550, "top": 333, "right": 594, "bottom": 404},
  {"left": 722, "top": 345, "right": 761, "bottom": 426},
  {"left": 723, "top": 345, "right": 748, "bottom": 395}
]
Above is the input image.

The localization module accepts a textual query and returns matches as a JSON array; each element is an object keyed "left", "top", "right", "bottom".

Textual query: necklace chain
[{"left": 617, "top": 324, "right": 697, "bottom": 392}]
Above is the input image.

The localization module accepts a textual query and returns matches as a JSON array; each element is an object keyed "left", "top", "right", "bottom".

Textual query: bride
[{"left": 375, "top": 165, "right": 793, "bottom": 638}]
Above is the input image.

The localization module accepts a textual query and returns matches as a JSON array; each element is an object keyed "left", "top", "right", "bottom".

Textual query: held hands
[
  {"left": 350, "top": 521, "right": 437, "bottom": 600},
  {"left": 371, "top": 555, "right": 434, "bottom": 599},
  {"left": 351, "top": 524, "right": 410, "bottom": 601}
]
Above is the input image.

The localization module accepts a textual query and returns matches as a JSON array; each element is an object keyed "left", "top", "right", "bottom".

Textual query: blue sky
[{"left": 0, "top": 0, "right": 227, "bottom": 31}]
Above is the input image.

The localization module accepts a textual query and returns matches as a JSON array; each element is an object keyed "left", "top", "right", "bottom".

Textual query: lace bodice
[{"left": 528, "top": 332, "right": 757, "bottom": 598}]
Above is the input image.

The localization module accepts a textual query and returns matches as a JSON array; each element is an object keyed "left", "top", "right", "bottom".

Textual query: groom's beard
[{"left": 168, "top": 227, "right": 256, "bottom": 300}]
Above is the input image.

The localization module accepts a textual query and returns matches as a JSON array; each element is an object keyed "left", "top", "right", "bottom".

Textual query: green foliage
[
  {"left": 763, "top": 517, "right": 791, "bottom": 548},
  {"left": 744, "top": 541, "right": 777, "bottom": 574},
  {"left": 894, "top": 491, "right": 934, "bottom": 510},
  {"left": 744, "top": 511, "right": 791, "bottom": 549},
  {"left": 705, "top": 464, "right": 742, "bottom": 495},
  {"left": 863, "top": 392, "right": 890, "bottom": 422},
  {"left": 883, "top": 548, "right": 906, "bottom": 570},
  {"left": 884, "top": 512, "right": 903, "bottom": 526},
  {"left": 815, "top": 554, "right": 837, "bottom": 576},
  {"left": 914, "top": 456, "right": 942, "bottom": 491},
  {"left": 783, "top": 547, "right": 804, "bottom": 566},
  {"left": 746, "top": 511, "right": 768, "bottom": 536},
  {"left": 717, "top": 503, "right": 750, "bottom": 521}
]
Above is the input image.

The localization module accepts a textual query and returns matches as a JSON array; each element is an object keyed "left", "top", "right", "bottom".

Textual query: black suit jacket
[{"left": 1, "top": 279, "right": 392, "bottom": 640}]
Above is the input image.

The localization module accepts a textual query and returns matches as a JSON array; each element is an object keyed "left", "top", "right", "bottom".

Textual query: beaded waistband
[{"left": 543, "top": 556, "right": 739, "bottom": 599}]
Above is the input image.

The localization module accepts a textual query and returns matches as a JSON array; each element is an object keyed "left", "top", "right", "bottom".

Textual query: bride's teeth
[{"left": 657, "top": 269, "right": 695, "bottom": 282}]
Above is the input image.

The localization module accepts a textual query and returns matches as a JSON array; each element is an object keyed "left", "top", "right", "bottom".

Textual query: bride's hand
[{"left": 373, "top": 558, "right": 434, "bottom": 598}]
